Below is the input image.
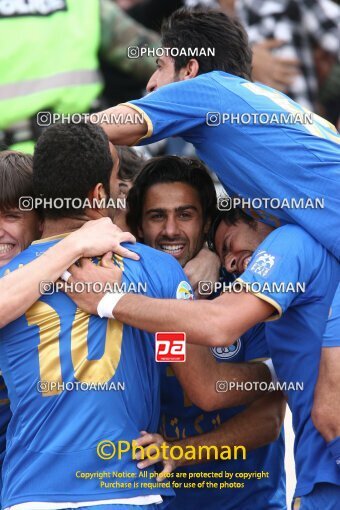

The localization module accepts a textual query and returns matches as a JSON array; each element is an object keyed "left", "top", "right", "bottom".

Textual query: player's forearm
[
  {"left": 91, "top": 105, "right": 148, "bottom": 146},
  {"left": 114, "top": 294, "right": 238, "bottom": 346},
  {"left": 172, "top": 347, "right": 272, "bottom": 410},
  {"left": 0, "top": 236, "right": 81, "bottom": 328},
  {"left": 171, "top": 392, "right": 286, "bottom": 468},
  {"left": 114, "top": 291, "right": 273, "bottom": 346}
]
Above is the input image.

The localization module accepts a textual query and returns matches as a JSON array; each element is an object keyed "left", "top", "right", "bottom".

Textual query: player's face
[
  {"left": 214, "top": 219, "right": 273, "bottom": 276},
  {"left": 0, "top": 208, "right": 41, "bottom": 267},
  {"left": 139, "top": 182, "right": 209, "bottom": 267},
  {"left": 146, "top": 56, "right": 180, "bottom": 92}
]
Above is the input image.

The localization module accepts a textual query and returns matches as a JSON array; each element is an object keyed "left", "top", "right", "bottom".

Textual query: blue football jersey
[
  {"left": 0, "top": 235, "right": 192, "bottom": 508},
  {"left": 127, "top": 71, "right": 340, "bottom": 259},
  {"left": 0, "top": 374, "right": 11, "bottom": 510},
  {"left": 323, "top": 283, "right": 340, "bottom": 347},
  {"left": 160, "top": 322, "right": 286, "bottom": 510},
  {"left": 237, "top": 224, "right": 340, "bottom": 497}
]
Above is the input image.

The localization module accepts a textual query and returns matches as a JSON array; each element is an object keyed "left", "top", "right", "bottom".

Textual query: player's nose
[
  {"left": 224, "top": 253, "right": 237, "bottom": 274},
  {"left": 163, "top": 217, "right": 180, "bottom": 237},
  {"left": 146, "top": 72, "right": 157, "bottom": 93}
]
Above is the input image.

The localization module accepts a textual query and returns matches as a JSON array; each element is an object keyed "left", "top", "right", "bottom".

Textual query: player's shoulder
[
  {"left": 266, "top": 223, "right": 323, "bottom": 251},
  {"left": 255, "top": 224, "right": 334, "bottom": 274},
  {"left": 122, "top": 242, "right": 189, "bottom": 298},
  {"left": 122, "top": 242, "right": 185, "bottom": 276},
  {"left": 0, "top": 244, "right": 37, "bottom": 278}
]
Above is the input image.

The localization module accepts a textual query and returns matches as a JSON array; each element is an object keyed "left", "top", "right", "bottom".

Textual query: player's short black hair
[
  {"left": 33, "top": 122, "right": 113, "bottom": 219},
  {"left": 0, "top": 150, "right": 34, "bottom": 211},
  {"left": 208, "top": 207, "right": 256, "bottom": 251},
  {"left": 126, "top": 155, "right": 217, "bottom": 236},
  {"left": 116, "top": 146, "right": 145, "bottom": 182},
  {"left": 161, "top": 8, "right": 252, "bottom": 80}
]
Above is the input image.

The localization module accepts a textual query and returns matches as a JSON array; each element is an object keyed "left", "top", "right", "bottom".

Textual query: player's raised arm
[
  {"left": 91, "top": 105, "right": 149, "bottom": 146},
  {"left": 0, "top": 218, "right": 138, "bottom": 329}
]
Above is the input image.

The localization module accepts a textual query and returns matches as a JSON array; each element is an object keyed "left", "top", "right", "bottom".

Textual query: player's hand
[
  {"left": 184, "top": 246, "right": 220, "bottom": 298},
  {"left": 252, "top": 39, "right": 300, "bottom": 92},
  {"left": 134, "top": 431, "right": 177, "bottom": 481},
  {"left": 61, "top": 256, "right": 123, "bottom": 316},
  {"left": 70, "top": 217, "right": 139, "bottom": 261}
]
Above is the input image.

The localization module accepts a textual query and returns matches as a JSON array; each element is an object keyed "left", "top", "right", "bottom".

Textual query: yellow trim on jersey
[
  {"left": 293, "top": 497, "right": 301, "bottom": 510},
  {"left": 249, "top": 357, "right": 270, "bottom": 363},
  {"left": 32, "top": 232, "right": 72, "bottom": 244},
  {"left": 121, "top": 102, "right": 154, "bottom": 143},
  {"left": 235, "top": 278, "right": 282, "bottom": 321}
]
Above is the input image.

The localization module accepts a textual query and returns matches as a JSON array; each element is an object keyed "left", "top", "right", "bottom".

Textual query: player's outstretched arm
[
  {"left": 113, "top": 290, "right": 274, "bottom": 346},
  {"left": 134, "top": 391, "right": 286, "bottom": 477},
  {"left": 171, "top": 345, "right": 272, "bottom": 410},
  {"left": 0, "top": 218, "right": 138, "bottom": 329},
  {"left": 64, "top": 262, "right": 275, "bottom": 345},
  {"left": 91, "top": 105, "right": 148, "bottom": 146}
]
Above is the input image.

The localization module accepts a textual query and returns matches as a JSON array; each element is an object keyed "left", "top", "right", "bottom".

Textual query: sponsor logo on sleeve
[{"left": 249, "top": 250, "right": 277, "bottom": 277}]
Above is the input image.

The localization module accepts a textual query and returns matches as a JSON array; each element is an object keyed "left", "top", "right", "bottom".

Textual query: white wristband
[
  {"left": 262, "top": 359, "right": 279, "bottom": 386},
  {"left": 97, "top": 292, "right": 126, "bottom": 319},
  {"left": 61, "top": 270, "right": 72, "bottom": 282}
]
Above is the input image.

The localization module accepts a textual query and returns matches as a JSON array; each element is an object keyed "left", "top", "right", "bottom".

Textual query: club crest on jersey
[
  {"left": 176, "top": 281, "right": 194, "bottom": 300},
  {"left": 0, "top": 0, "right": 67, "bottom": 18},
  {"left": 211, "top": 339, "right": 241, "bottom": 360},
  {"left": 250, "top": 250, "right": 276, "bottom": 277}
]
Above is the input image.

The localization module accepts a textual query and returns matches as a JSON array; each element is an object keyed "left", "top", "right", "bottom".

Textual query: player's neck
[{"left": 41, "top": 217, "right": 87, "bottom": 239}]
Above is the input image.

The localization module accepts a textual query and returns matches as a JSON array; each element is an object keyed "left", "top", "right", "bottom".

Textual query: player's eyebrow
[
  {"left": 175, "top": 205, "right": 198, "bottom": 213},
  {"left": 145, "top": 205, "right": 198, "bottom": 215}
]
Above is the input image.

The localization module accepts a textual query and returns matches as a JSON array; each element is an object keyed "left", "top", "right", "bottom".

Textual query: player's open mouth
[
  {"left": 243, "top": 256, "right": 252, "bottom": 271},
  {"left": 159, "top": 244, "right": 185, "bottom": 257},
  {"left": 236, "top": 254, "right": 252, "bottom": 274},
  {"left": 0, "top": 243, "right": 15, "bottom": 256}
]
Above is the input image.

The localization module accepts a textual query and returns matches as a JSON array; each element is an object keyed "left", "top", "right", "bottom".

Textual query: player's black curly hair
[
  {"left": 126, "top": 155, "right": 217, "bottom": 237},
  {"left": 161, "top": 8, "right": 252, "bottom": 80},
  {"left": 33, "top": 122, "right": 113, "bottom": 219}
]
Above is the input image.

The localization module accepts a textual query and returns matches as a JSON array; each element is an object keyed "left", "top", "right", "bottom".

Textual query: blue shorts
[{"left": 292, "top": 483, "right": 340, "bottom": 510}]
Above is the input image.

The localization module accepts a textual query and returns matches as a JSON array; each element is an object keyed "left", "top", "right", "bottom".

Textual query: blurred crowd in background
[{"left": 0, "top": 0, "right": 339, "bottom": 162}]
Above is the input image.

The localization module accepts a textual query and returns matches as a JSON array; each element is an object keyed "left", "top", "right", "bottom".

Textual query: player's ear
[
  {"left": 92, "top": 183, "right": 108, "bottom": 203},
  {"left": 179, "top": 59, "right": 200, "bottom": 80}
]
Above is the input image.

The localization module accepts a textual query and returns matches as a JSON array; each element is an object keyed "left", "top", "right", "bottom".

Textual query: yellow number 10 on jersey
[{"left": 26, "top": 301, "right": 123, "bottom": 396}]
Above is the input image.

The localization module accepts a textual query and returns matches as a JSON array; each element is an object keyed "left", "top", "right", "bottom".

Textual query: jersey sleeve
[
  {"left": 123, "top": 75, "right": 220, "bottom": 145},
  {"left": 235, "top": 225, "right": 319, "bottom": 320},
  {"left": 323, "top": 284, "right": 340, "bottom": 347}
]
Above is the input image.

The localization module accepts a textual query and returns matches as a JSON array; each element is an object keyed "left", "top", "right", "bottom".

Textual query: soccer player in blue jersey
[
  {"left": 94, "top": 7, "right": 340, "bottom": 260},
  {"left": 90, "top": 6, "right": 340, "bottom": 478},
  {"left": 0, "top": 150, "right": 140, "bottom": 510},
  {"left": 124, "top": 155, "right": 286, "bottom": 510},
  {"left": 67, "top": 205, "right": 339, "bottom": 509},
  {"left": 0, "top": 123, "right": 196, "bottom": 510}
]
